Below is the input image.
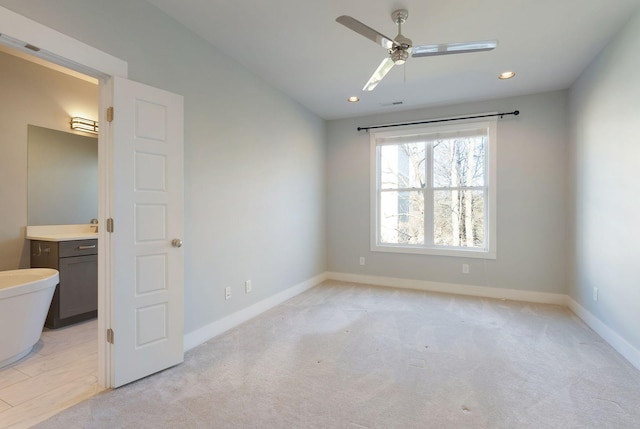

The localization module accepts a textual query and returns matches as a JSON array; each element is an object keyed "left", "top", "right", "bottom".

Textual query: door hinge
[
  {"left": 106, "top": 106, "right": 114, "bottom": 123},
  {"left": 106, "top": 218, "right": 114, "bottom": 233},
  {"left": 107, "top": 328, "right": 114, "bottom": 344}
]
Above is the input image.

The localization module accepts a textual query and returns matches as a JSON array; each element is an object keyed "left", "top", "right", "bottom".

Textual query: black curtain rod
[{"left": 357, "top": 110, "right": 520, "bottom": 132}]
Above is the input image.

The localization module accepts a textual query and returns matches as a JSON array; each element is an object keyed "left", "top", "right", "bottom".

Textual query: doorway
[
  {"left": 0, "top": 5, "right": 127, "bottom": 391},
  {"left": 1, "top": 2, "right": 185, "bottom": 397},
  {"left": 0, "top": 41, "right": 103, "bottom": 428}
]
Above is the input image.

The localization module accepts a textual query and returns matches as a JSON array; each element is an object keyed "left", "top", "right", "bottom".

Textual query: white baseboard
[
  {"left": 183, "top": 272, "right": 328, "bottom": 351},
  {"left": 327, "top": 271, "right": 640, "bottom": 371},
  {"left": 326, "top": 272, "right": 567, "bottom": 305},
  {"left": 184, "top": 271, "right": 640, "bottom": 372},
  {"left": 566, "top": 297, "right": 640, "bottom": 371}
]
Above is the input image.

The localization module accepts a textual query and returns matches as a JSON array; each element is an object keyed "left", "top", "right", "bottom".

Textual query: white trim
[
  {"left": 0, "top": 6, "right": 127, "bottom": 78},
  {"left": 370, "top": 130, "right": 379, "bottom": 253},
  {"left": 566, "top": 298, "right": 640, "bottom": 371},
  {"left": 371, "top": 244, "right": 496, "bottom": 259},
  {"left": 369, "top": 119, "right": 497, "bottom": 259},
  {"left": 0, "top": 43, "right": 99, "bottom": 84},
  {"left": 98, "top": 79, "right": 115, "bottom": 389},
  {"left": 325, "top": 271, "right": 640, "bottom": 371},
  {"left": 183, "top": 270, "right": 639, "bottom": 372},
  {"left": 183, "top": 273, "right": 328, "bottom": 351},
  {"left": 326, "top": 272, "right": 566, "bottom": 305}
]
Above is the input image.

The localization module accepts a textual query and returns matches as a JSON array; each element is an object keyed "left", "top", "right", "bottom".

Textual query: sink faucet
[{"left": 90, "top": 218, "right": 98, "bottom": 233}]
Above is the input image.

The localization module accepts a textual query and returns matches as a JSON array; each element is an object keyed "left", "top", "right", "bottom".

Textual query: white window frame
[{"left": 370, "top": 118, "right": 497, "bottom": 259}]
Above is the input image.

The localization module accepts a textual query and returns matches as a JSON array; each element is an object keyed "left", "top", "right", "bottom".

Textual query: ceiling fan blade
[
  {"left": 363, "top": 57, "right": 395, "bottom": 91},
  {"left": 412, "top": 40, "right": 498, "bottom": 57},
  {"left": 336, "top": 15, "right": 397, "bottom": 49}
]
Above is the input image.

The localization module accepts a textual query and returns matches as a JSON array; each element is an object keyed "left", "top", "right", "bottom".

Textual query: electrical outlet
[
  {"left": 225, "top": 287, "right": 231, "bottom": 300},
  {"left": 593, "top": 287, "right": 598, "bottom": 301},
  {"left": 359, "top": 257, "right": 365, "bottom": 266},
  {"left": 462, "top": 264, "right": 470, "bottom": 274},
  {"left": 245, "top": 280, "right": 252, "bottom": 293}
]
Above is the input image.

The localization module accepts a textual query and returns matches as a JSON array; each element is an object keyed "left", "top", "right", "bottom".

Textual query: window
[{"left": 370, "top": 119, "right": 497, "bottom": 258}]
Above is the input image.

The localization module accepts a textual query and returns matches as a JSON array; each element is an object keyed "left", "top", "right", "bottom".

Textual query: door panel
[{"left": 111, "top": 76, "right": 184, "bottom": 387}]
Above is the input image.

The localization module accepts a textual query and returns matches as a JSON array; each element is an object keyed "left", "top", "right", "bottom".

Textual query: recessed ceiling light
[
  {"left": 499, "top": 71, "right": 516, "bottom": 80},
  {"left": 347, "top": 96, "right": 360, "bottom": 102}
]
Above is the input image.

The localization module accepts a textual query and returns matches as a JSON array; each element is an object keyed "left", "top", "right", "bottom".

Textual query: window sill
[{"left": 372, "top": 244, "right": 496, "bottom": 259}]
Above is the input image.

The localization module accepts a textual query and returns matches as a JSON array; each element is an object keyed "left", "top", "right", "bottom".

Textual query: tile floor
[{"left": 0, "top": 319, "right": 103, "bottom": 428}]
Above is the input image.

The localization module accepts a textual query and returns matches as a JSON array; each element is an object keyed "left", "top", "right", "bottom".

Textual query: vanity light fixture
[{"left": 70, "top": 117, "right": 99, "bottom": 134}]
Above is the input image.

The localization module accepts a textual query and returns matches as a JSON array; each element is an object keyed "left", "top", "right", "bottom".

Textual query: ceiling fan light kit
[
  {"left": 499, "top": 70, "right": 516, "bottom": 79},
  {"left": 336, "top": 8, "right": 498, "bottom": 91},
  {"left": 391, "top": 49, "right": 408, "bottom": 65}
]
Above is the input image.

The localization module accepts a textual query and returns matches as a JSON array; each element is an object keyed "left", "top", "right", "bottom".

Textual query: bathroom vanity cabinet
[{"left": 30, "top": 239, "right": 98, "bottom": 328}]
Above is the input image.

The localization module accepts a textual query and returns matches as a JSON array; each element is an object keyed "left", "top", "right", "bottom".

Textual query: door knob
[{"left": 171, "top": 238, "right": 183, "bottom": 248}]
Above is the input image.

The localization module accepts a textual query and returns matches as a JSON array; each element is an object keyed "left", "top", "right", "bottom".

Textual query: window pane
[
  {"left": 434, "top": 190, "right": 485, "bottom": 248},
  {"left": 380, "top": 143, "right": 426, "bottom": 189},
  {"left": 380, "top": 190, "right": 424, "bottom": 244},
  {"left": 433, "top": 136, "right": 486, "bottom": 188}
]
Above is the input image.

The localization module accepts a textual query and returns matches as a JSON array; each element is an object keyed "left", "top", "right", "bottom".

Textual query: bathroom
[{"left": 0, "top": 44, "right": 101, "bottom": 421}]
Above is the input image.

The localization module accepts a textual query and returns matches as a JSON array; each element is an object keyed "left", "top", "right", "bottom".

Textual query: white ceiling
[{"left": 146, "top": 0, "right": 640, "bottom": 120}]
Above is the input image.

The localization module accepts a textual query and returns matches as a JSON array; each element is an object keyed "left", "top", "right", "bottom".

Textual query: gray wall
[
  {"left": 0, "top": 1, "right": 327, "bottom": 335},
  {"left": 2, "top": 0, "right": 638, "bottom": 368},
  {"left": 0, "top": 49, "right": 98, "bottom": 271},
  {"left": 28, "top": 125, "right": 98, "bottom": 225},
  {"left": 569, "top": 9, "right": 640, "bottom": 353},
  {"left": 327, "top": 91, "right": 570, "bottom": 295}
]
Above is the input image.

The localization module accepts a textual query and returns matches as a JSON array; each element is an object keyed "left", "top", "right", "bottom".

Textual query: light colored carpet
[{"left": 35, "top": 281, "right": 640, "bottom": 428}]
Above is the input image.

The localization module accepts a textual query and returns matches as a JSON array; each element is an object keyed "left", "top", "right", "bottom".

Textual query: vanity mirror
[{"left": 27, "top": 125, "right": 98, "bottom": 226}]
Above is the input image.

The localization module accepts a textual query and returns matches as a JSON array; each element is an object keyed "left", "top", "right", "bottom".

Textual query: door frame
[{"left": 1, "top": 5, "right": 128, "bottom": 388}]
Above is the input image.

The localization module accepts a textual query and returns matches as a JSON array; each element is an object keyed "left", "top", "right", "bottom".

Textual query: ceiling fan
[{"left": 336, "top": 9, "right": 498, "bottom": 91}]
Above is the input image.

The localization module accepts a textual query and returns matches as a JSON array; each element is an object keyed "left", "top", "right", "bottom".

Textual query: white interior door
[{"left": 110, "top": 76, "right": 184, "bottom": 387}]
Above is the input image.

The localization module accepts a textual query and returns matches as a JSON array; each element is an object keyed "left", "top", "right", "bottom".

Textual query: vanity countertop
[{"left": 26, "top": 224, "right": 98, "bottom": 242}]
